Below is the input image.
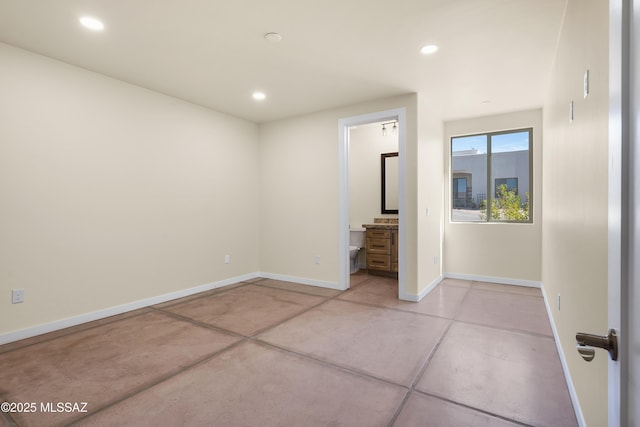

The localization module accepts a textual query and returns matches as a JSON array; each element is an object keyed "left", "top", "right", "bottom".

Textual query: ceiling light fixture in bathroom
[
  {"left": 252, "top": 91, "right": 266, "bottom": 101},
  {"left": 381, "top": 121, "right": 398, "bottom": 136}
]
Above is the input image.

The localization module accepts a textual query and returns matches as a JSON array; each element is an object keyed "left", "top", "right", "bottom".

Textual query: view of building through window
[{"left": 451, "top": 129, "right": 532, "bottom": 222}]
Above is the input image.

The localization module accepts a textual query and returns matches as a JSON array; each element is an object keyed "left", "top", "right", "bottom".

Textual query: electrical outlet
[
  {"left": 557, "top": 293, "right": 561, "bottom": 310},
  {"left": 314, "top": 256, "right": 321, "bottom": 265},
  {"left": 224, "top": 255, "right": 230, "bottom": 264},
  {"left": 12, "top": 289, "right": 25, "bottom": 304},
  {"left": 433, "top": 255, "right": 439, "bottom": 265}
]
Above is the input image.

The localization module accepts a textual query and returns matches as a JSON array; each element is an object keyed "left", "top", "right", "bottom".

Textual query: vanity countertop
[
  {"left": 362, "top": 218, "right": 398, "bottom": 229},
  {"left": 362, "top": 223, "right": 398, "bottom": 229}
]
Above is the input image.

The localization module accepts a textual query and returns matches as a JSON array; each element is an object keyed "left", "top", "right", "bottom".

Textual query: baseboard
[
  {"left": 443, "top": 272, "right": 541, "bottom": 288},
  {"left": 0, "top": 272, "right": 260, "bottom": 346},
  {"left": 258, "top": 272, "right": 344, "bottom": 291},
  {"left": 399, "top": 275, "right": 442, "bottom": 302},
  {"left": 540, "top": 283, "right": 586, "bottom": 427}
]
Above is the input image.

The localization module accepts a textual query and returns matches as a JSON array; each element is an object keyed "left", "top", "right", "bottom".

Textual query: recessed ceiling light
[
  {"left": 252, "top": 92, "right": 266, "bottom": 101},
  {"left": 420, "top": 44, "right": 439, "bottom": 55},
  {"left": 79, "top": 16, "right": 104, "bottom": 31},
  {"left": 264, "top": 32, "right": 282, "bottom": 43}
]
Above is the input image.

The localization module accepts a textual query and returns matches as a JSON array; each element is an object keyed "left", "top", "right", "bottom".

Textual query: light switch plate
[
  {"left": 583, "top": 69, "right": 590, "bottom": 98},
  {"left": 12, "top": 289, "right": 25, "bottom": 304},
  {"left": 569, "top": 101, "right": 574, "bottom": 123}
]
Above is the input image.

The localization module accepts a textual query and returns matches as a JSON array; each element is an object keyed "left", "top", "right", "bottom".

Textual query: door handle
[{"left": 575, "top": 329, "right": 618, "bottom": 361}]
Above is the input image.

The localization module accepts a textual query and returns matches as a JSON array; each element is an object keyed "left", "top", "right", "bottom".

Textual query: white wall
[
  {"left": 0, "top": 49, "right": 445, "bottom": 339},
  {"left": 349, "top": 122, "right": 399, "bottom": 228},
  {"left": 418, "top": 95, "right": 445, "bottom": 290},
  {"left": 443, "top": 109, "right": 543, "bottom": 283},
  {"left": 542, "top": 0, "right": 609, "bottom": 425},
  {"left": 0, "top": 43, "right": 260, "bottom": 336},
  {"left": 259, "top": 93, "right": 442, "bottom": 296}
]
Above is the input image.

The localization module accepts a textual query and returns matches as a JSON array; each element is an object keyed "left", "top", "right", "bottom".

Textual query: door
[
  {"left": 578, "top": 2, "right": 637, "bottom": 425},
  {"left": 577, "top": 2, "right": 636, "bottom": 425}
]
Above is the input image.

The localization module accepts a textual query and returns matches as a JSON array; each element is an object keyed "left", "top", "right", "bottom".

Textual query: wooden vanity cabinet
[
  {"left": 391, "top": 229, "right": 398, "bottom": 273},
  {"left": 364, "top": 227, "right": 398, "bottom": 277}
]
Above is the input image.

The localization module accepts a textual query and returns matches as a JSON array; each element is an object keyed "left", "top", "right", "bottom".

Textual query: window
[
  {"left": 495, "top": 178, "right": 518, "bottom": 197},
  {"left": 451, "top": 128, "right": 532, "bottom": 222},
  {"left": 452, "top": 174, "right": 472, "bottom": 208}
]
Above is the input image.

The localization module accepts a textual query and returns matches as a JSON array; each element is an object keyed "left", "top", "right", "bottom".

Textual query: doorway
[
  {"left": 348, "top": 120, "right": 399, "bottom": 283},
  {"left": 338, "top": 108, "right": 407, "bottom": 298}
]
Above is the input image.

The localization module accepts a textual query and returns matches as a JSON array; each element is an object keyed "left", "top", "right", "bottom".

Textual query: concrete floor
[{"left": 0, "top": 275, "right": 577, "bottom": 426}]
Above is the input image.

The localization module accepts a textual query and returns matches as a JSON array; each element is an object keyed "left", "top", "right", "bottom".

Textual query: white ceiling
[{"left": 0, "top": 0, "right": 567, "bottom": 124}]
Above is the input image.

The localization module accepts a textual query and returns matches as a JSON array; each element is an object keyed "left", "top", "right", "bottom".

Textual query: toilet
[{"left": 349, "top": 228, "right": 365, "bottom": 274}]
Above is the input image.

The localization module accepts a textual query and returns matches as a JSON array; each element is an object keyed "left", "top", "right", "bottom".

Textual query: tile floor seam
[
  {"left": 0, "top": 281, "right": 257, "bottom": 355},
  {"left": 449, "top": 283, "right": 474, "bottom": 320},
  {"left": 233, "top": 280, "right": 369, "bottom": 338},
  {"left": 251, "top": 281, "right": 339, "bottom": 299},
  {"left": 0, "top": 309, "right": 153, "bottom": 356},
  {"left": 398, "top": 284, "right": 553, "bottom": 427},
  {"left": 65, "top": 338, "right": 249, "bottom": 427},
  {"left": 149, "top": 307, "right": 247, "bottom": 339},
  {"left": 409, "top": 389, "right": 536, "bottom": 427},
  {"left": 385, "top": 390, "right": 412, "bottom": 427},
  {"left": 155, "top": 290, "right": 336, "bottom": 339},
  {"left": 252, "top": 296, "right": 459, "bottom": 390},
  {"left": 349, "top": 275, "right": 378, "bottom": 288},
  {"left": 245, "top": 297, "right": 336, "bottom": 337},
  {"left": 469, "top": 286, "right": 544, "bottom": 299},
  {"left": 384, "top": 319, "right": 457, "bottom": 427},
  {"left": 335, "top": 295, "right": 461, "bottom": 322},
  {"left": 453, "top": 317, "right": 555, "bottom": 340},
  {"left": 249, "top": 338, "right": 412, "bottom": 392},
  {"left": 408, "top": 319, "right": 455, "bottom": 390}
]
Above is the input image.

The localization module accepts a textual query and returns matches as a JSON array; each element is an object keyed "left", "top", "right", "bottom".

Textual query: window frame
[{"left": 450, "top": 127, "right": 533, "bottom": 224}]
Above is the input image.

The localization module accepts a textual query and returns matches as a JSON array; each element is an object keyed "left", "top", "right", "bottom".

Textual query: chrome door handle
[{"left": 575, "top": 329, "right": 618, "bottom": 361}]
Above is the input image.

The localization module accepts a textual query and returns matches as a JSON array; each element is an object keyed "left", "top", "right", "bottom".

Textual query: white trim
[
  {"left": 627, "top": 3, "right": 638, "bottom": 425},
  {"left": 443, "top": 272, "right": 541, "bottom": 288},
  {"left": 609, "top": 1, "right": 630, "bottom": 425},
  {"left": 399, "top": 275, "right": 443, "bottom": 302},
  {"left": 257, "top": 272, "right": 342, "bottom": 290},
  {"left": 541, "top": 283, "right": 587, "bottom": 427},
  {"left": 338, "top": 118, "right": 350, "bottom": 291},
  {"left": 397, "top": 109, "right": 407, "bottom": 300},
  {"left": 338, "top": 108, "right": 407, "bottom": 297},
  {"left": 0, "top": 272, "right": 259, "bottom": 346}
]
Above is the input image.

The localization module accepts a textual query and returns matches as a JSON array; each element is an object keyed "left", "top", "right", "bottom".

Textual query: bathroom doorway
[
  {"left": 338, "top": 108, "right": 406, "bottom": 298},
  {"left": 348, "top": 121, "right": 399, "bottom": 285}
]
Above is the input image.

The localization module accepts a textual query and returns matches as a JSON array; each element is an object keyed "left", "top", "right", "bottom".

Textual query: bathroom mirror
[{"left": 381, "top": 152, "right": 399, "bottom": 214}]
